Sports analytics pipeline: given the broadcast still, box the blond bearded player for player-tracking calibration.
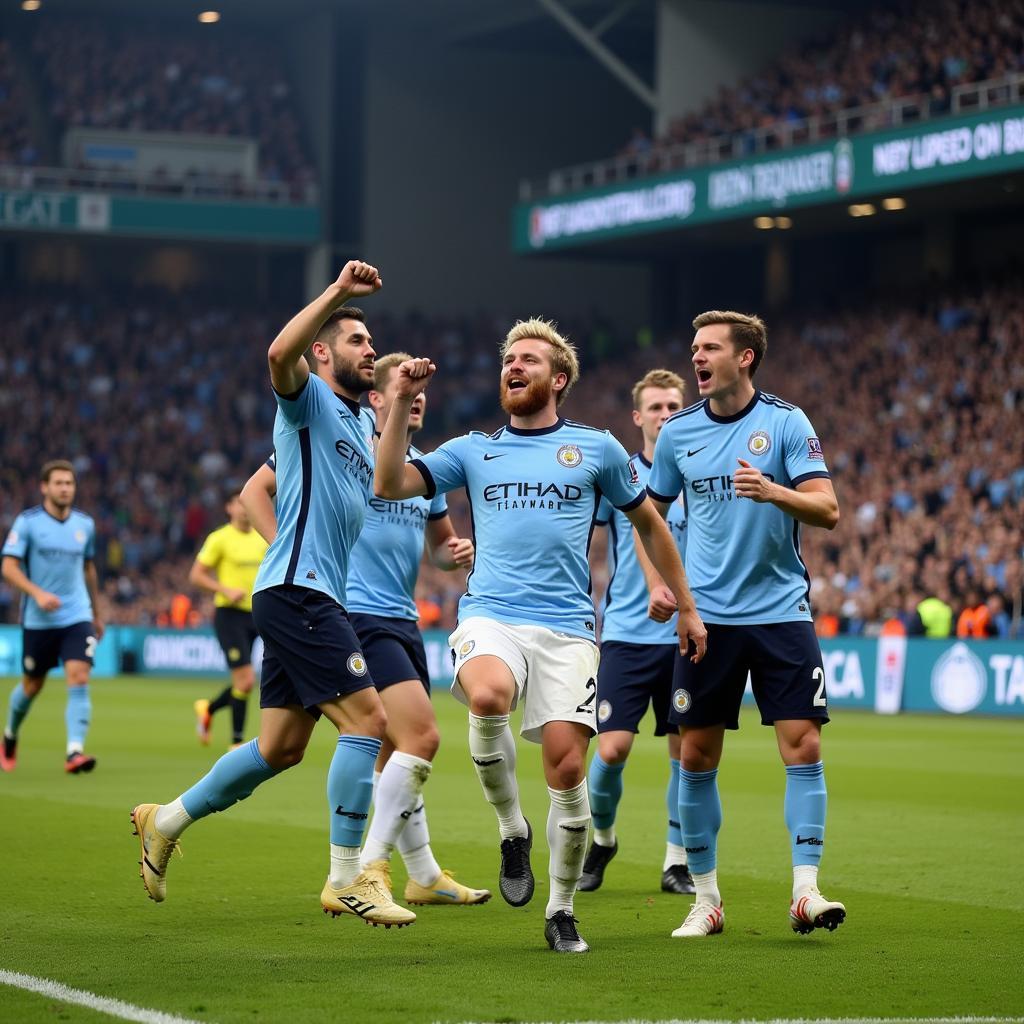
[374,320,706,953]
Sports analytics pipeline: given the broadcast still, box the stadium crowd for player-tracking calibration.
[1,278,1021,638]
[0,37,36,168]
[0,17,314,196]
[620,0,1024,168]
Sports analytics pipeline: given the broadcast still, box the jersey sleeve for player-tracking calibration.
[84,518,96,560]
[647,425,684,503]
[784,408,831,486]
[409,436,470,499]
[598,433,646,511]
[274,372,326,428]
[195,530,222,569]
[265,451,276,471]
[428,490,449,520]
[1,513,29,559]
[595,495,613,526]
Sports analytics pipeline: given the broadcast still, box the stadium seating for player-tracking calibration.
[0,283,1020,636]
[619,0,1024,171]
[0,16,313,195]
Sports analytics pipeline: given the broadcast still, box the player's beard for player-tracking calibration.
[500,376,552,417]
[332,354,373,395]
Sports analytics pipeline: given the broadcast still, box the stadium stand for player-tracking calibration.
[0,15,314,197]
[620,0,1024,172]
[1,282,1020,637]
[0,35,37,168]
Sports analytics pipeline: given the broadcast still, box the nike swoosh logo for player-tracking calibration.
[434,889,458,899]
[687,446,708,457]
[483,453,506,460]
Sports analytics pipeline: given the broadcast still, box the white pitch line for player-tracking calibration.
[0,971,207,1024]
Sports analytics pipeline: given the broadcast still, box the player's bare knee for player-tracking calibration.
[781,729,821,765]
[548,750,585,790]
[598,735,632,764]
[262,743,305,771]
[22,678,44,697]
[414,725,440,760]
[467,689,510,717]
[359,705,388,740]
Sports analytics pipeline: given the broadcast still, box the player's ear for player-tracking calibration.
[632,409,643,428]
[552,371,568,395]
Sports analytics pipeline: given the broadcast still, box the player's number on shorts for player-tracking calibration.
[85,636,98,659]
[575,677,596,714]
[812,667,827,707]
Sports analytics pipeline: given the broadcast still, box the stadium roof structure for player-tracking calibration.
[21,0,865,49]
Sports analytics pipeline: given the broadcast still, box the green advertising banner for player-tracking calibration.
[0,190,320,244]
[513,104,1024,252]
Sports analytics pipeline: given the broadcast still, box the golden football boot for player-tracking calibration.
[405,868,492,906]
[320,872,416,928]
[131,803,180,903]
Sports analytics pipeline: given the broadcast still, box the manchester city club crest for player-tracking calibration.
[347,653,367,677]
[556,444,583,468]
[597,700,612,724]
[672,688,691,714]
[747,430,771,456]
[459,640,476,658]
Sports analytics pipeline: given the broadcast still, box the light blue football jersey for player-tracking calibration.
[411,418,645,640]
[598,453,687,645]
[254,374,375,607]
[347,440,449,620]
[647,390,830,625]
[2,506,96,629]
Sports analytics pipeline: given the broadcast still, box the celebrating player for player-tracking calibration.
[189,489,268,749]
[374,320,706,953]
[241,351,490,912]
[642,310,844,939]
[1,460,103,774]
[130,261,416,928]
[579,369,695,895]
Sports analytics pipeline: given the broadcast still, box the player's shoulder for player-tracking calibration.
[757,391,800,415]
[562,418,608,436]
[664,399,707,426]
[71,507,95,525]
[21,504,45,519]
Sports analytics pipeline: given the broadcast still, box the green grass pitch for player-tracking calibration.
[1,675,1023,1024]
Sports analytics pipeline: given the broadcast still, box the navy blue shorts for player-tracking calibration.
[22,621,96,677]
[669,621,829,730]
[596,640,675,735]
[252,585,374,719]
[213,607,259,668]
[349,613,430,693]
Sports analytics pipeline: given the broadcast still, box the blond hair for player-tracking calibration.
[692,310,768,377]
[371,351,413,393]
[499,318,580,406]
[632,368,686,410]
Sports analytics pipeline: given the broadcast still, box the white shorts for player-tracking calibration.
[448,617,600,744]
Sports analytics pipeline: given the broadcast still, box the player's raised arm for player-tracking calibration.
[267,260,382,397]
[240,462,279,545]
[374,358,436,499]
[625,498,706,662]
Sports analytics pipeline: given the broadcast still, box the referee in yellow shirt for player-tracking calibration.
[188,489,268,748]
